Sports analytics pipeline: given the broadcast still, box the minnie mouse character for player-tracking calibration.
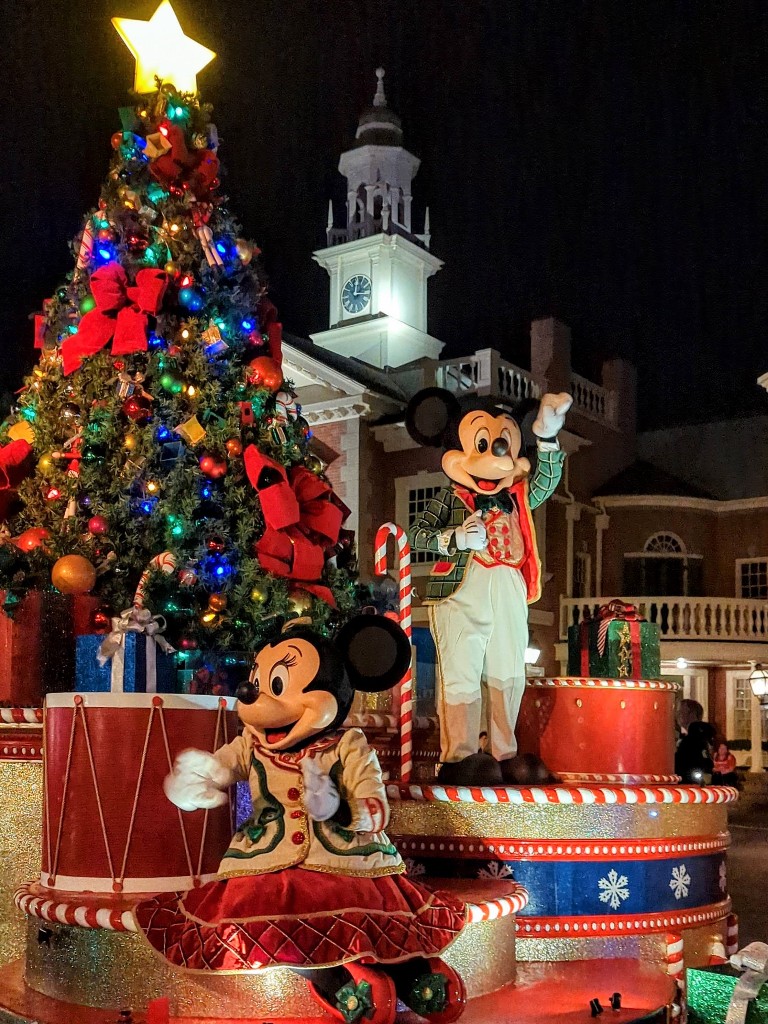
[405,388,572,786]
[135,615,467,1024]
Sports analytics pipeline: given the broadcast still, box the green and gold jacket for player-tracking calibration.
[407,446,565,604]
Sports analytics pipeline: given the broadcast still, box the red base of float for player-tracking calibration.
[0,956,675,1023]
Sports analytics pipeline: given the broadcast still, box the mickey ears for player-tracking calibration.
[335,615,412,693]
[405,388,460,447]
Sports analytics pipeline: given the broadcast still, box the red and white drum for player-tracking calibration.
[41,692,237,894]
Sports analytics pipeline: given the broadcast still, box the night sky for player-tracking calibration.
[3,0,767,428]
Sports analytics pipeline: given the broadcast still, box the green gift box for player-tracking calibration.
[687,962,768,1024]
[567,608,661,680]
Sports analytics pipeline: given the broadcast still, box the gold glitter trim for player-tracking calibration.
[0,760,43,967]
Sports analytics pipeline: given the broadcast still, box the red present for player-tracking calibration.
[0,592,101,705]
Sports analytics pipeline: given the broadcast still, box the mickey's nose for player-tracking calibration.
[492,437,509,457]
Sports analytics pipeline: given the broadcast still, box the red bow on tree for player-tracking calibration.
[244,447,350,605]
[0,439,33,522]
[149,123,219,200]
[62,265,168,375]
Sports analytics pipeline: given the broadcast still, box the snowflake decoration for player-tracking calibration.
[670,864,691,900]
[403,858,426,877]
[719,861,727,893]
[598,869,630,910]
[478,861,514,880]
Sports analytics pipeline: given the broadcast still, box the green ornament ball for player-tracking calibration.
[79,294,96,315]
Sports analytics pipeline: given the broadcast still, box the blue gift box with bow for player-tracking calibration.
[75,608,177,693]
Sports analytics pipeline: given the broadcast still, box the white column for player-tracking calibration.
[750,692,764,773]
[565,504,581,598]
[595,512,609,598]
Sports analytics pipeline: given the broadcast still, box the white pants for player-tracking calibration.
[429,561,528,763]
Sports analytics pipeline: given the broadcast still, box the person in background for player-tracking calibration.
[711,740,738,786]
[675,720,715,785]
[676,698,704,739]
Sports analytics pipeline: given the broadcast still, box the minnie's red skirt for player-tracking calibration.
[135,868,467,971]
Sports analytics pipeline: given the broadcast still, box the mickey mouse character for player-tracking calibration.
[406,388,572,785]
[135,616,468,1024]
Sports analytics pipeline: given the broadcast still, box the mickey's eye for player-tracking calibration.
[269,665,289,697]
[475,428,490,454]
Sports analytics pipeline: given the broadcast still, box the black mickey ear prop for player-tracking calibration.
[405,388,461,448]
[335,615,412,693]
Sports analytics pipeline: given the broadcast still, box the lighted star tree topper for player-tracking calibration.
[112,0,216,95]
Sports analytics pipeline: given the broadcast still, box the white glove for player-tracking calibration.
[532,392,573,438]
[301,757,341,822]
[163,748,234,812]
[454,511,488,551]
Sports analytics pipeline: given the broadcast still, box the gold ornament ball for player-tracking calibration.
[249,584,268,605]
[164,260,179,276]
[208,593,228,612]
[287,588,313,616]
[305,454,324,475]
[235,238,254,264]
[37,453,55,478]
[123,432,138,451]
[52,554,97,595]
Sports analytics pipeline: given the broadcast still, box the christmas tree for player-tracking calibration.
[0,2,357,669]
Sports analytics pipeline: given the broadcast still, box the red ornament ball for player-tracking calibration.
[206,535,226,553]
[110,131,124,149]
[199,453,227,479]
[225,438,243,458]
[98,228,114,241]
[246,356,283,392]
[14,527,50,553]
[87,515,109,536]
[123,394,152,423]
[179,636,198,651]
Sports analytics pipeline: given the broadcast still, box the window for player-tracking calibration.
[623,532,702,597]
[736,558,768,600]
[644,532,685,554]
[731,675,753,742]
[573,551,591,599]
[395,472,448,575]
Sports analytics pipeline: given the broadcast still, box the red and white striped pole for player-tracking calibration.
[375,523,413,782]
[666,931,685,1020]
[726,913,739,956]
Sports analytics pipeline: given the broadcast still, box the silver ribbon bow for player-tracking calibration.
[97,606,176,693]
[726,943,768,1024]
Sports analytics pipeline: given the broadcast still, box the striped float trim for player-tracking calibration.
[557,772,681,785]
[388,783,739,806]
[14,884,137,932]
[517,900,730,938]
[527,677,679,692]
[393,832,729,861]
[0,707,43,725]
[466,883,529,923]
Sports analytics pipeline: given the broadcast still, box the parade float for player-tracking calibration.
[0,5,744,1023]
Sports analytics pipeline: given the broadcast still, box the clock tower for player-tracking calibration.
[311,69,444,369]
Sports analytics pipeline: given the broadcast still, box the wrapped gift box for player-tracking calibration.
[76,632,177,693]
[688,962,768,1023]
[0,590,100,704]
[567,615,660,679]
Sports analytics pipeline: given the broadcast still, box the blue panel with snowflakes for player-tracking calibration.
[400,851,727,918]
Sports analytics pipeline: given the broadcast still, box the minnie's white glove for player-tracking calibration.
[454,511,488,551]
[532,392,573,439]
[163,748,234,812]
[301,757,341,821]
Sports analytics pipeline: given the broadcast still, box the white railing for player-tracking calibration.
[570,372,612,423]
[436,349,540,402]
[560,596,768,643]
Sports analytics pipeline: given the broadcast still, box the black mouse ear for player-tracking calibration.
[405,388,461,447]
[335,615,412,693]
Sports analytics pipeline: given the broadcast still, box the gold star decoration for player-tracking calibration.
[112,1,216,95]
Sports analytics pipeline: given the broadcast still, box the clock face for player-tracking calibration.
[341,275,372,315]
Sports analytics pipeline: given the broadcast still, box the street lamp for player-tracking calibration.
[524,640,541,666]
[748,663,768,706]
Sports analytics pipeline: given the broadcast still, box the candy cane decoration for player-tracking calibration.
[726,913,739,956]
[375,523,413,782]
[134,550,177,608]
[666,931,685,1019]
[76,220,95,270]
